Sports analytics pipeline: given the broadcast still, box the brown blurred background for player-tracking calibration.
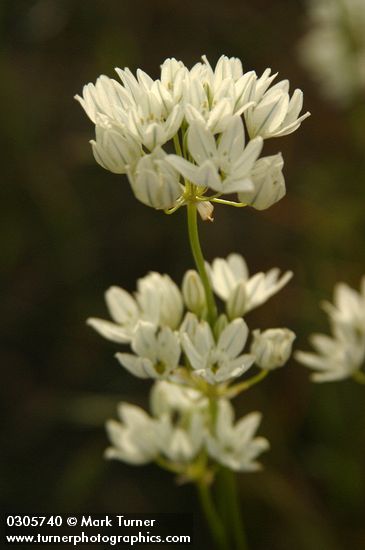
[1,1,365,548]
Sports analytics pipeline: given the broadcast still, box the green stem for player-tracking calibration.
[187,201,218,327]
[211,198,248,208]
[218,468,248,550]
[197,481,230,550]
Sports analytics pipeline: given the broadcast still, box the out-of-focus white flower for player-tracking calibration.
[150,382,207,462]
[296,324,365,382]
[296,277,365,382]
[206,400,269,471]
[251,328,296,370]
[245,79,310,139]
[106,382,208,467]
[105,403,160,464]
[129,148,183,210]
[210,253,293,318]
[168,117,263,194]
[181,316,255,383]
[182,270,206,316]
[115,322,180,379]
[87,272,183,344]
[151,380,209,416]
[322,277,365,332]
[299,0,365,106]
[238,153,286,210]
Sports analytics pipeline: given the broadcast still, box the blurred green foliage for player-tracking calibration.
[1,1,364,548]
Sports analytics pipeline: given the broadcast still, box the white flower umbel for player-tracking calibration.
[87,271,183,344]
[210,253,293,318]
[251,328,296,370]
[77,55,309,214]
[206,400,269,471]
[181,316,255,383]
[115,322,181,379]
[237,153,286,210]
[296,277,365,382]
[167,117,263,194]
[299,0,365,106]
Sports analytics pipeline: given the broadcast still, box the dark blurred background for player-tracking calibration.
[1,1,365,548]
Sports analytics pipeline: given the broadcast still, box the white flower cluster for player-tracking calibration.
[299,0,365,106]
[89,254,295,475]
[76,55,309,214]
[296,277,365,382]
[106,382,269,472]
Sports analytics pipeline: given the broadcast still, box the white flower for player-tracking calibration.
[129,148,183,210]
[91,116,142,174]
[75,75,134,125]
[244,79,310,139]
[182,270,206,315]
[251,328,296,370]
[181,317,255,383]
[168,116,263,194]
[295,323,365,382]
[206,400,269,471]
[210,253,293,317]
[115,322,180,379]
[150,382,207,463]
[184,55,255,134]
[296,277,365,382]
[156,411,206,463]
[237,153,286,210]
[150,380,209,416]
[298,0,365,106]
[160,58,188,104]
[105,403,160,465]
[322,277,365,332]
[87,272,183,344]
[106,382,208,467]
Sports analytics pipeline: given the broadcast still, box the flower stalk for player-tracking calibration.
[197,480,230,550]
[187,199,218,327]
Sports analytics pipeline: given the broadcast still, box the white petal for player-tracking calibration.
[86,317,131,343]
[187,121,217,165]
[115,353,156,378]
[105,286,139,324]
[218,318,248,358]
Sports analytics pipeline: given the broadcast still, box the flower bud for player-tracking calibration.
[226,281,247,319]
[213,313,229,340]
[129,149,183,210]
[238,153,285,210]
[197,200,214,221]
[182,270,206,315]
[251,328,295,370]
